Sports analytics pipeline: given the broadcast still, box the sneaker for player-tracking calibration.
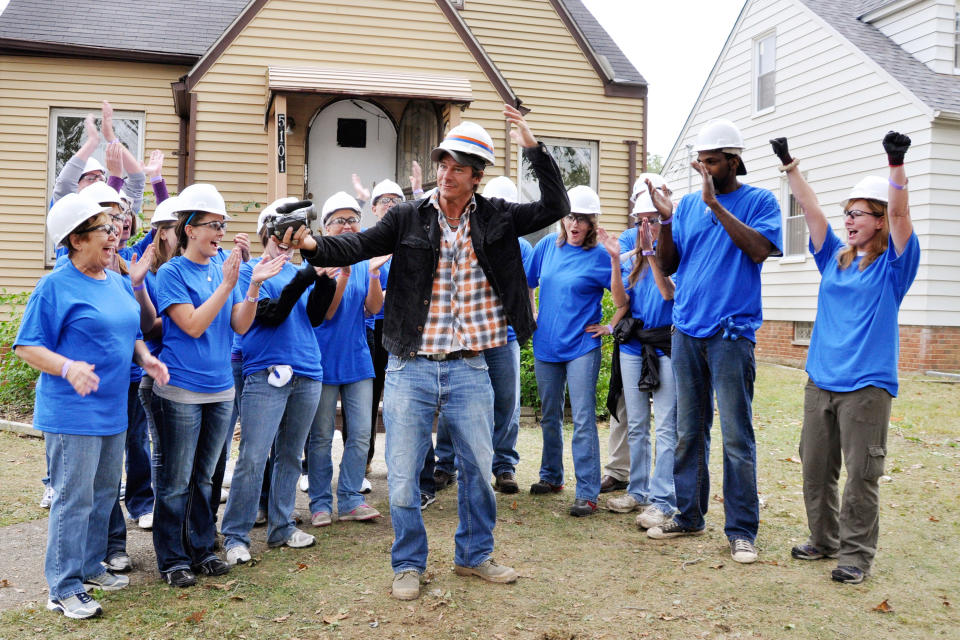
[137,513,153,530]
[433,469,457,491]
[193,557,230,576]
[606,494,641,513]
[254,508,267,526]
[219,488,229,503]
[298,474,309,492]
[162,569,197,588]
[226,545,251,566]
[392,570,421,600]
[569,499,597,517]
[311,511,332,527]
[282,528,316,548]
[636,504,672,530]
[453,559,518,584]
[791,543,837,561]
[731,538,759,564]
[420,493,436,510]
[40,486,55,509]
[647,519,706,539]
[118,482,126,500]
[529,479,564,495]
[493,471,519,494]
[360,477,372,494]
[831,565,865,584]
[47,592,102,619]
[339,504,381,521]
[104,552,131,573]
[84,570,129,591]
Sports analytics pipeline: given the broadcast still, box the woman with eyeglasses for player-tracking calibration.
[15,193,168,619]
[151,183,285,587]
[526,185,626,517]
[306,192,385,527]
[770,132,920,585]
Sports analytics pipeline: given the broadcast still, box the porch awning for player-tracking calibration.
[265,66,474,106]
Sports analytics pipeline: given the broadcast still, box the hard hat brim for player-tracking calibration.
[430,147,489,169]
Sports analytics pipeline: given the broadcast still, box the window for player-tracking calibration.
[954,5,960,70]
[46,108,144,265]
[397,101,440,193]
[518,137,599,246]
[793,321,813,346]
[781,177,807,258]
[754,32,776,112]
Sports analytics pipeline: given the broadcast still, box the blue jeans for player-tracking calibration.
[308,379,373,516]
[620,352,678,512]
[671,330,758,541]
[385,355,496,573]
[435,340,521,476]
[44,431,125,600]
[152,396,233,573]
[222,372,321,549]
[534,349,602,502]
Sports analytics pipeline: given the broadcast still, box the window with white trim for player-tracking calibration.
[781,176,807,258]
[754,32,776,113]
[793,321,813,346]
[46,108,144,265]
[518,137,599,247]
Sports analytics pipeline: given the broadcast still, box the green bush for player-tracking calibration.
[0,291,39,416]
[519,289,617,418]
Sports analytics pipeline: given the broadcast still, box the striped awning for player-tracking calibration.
[266,66,473,104]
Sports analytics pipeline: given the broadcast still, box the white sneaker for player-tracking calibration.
[40,486,55,509]
[226,545,251,566]
[220,488,229,503]
[606,494,641,513]
[731,538,759,564]
[284,528,316,548]
[103,552,131,573]
[47,593,102,619]
[298,474,309,492]
[137,513,153,530]
[118,482,126,500]
[360,477,372,494]
[636,504,672,530]
[222,459,235,488]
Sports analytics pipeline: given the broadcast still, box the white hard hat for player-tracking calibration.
[47,193,110,247]
[151,196,184,226]
[80,157,106,178]
[430,121,495,167]
[482,176,518,203]
[694,119,747,175]
[632,173,668,215]
[257,197,299,234]
[567,185,602,215]
[371,180,405,205]
[81,181,123,206]
[321,191,361,223]
[842,176,888,207]
[176,183,230,219]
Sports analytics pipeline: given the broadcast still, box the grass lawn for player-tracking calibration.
[0,363,957,639]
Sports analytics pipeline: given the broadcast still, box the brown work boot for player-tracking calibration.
[453,559,517,584]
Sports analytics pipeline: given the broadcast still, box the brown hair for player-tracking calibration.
[626,227,650,289]
[175,211,216,253]
[837,199,888,271]
[65,213,110,256]
[556,214,598,249]
[150,223,179,274]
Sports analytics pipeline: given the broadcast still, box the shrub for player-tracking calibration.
[0,291,39,416]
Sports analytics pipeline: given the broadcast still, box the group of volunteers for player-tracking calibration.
[14,96,919,619]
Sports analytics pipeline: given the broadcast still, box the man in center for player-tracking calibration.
[289,105,569,600]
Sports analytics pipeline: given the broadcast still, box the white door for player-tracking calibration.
[307,99,397,228]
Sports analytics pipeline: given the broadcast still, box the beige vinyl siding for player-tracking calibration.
[460,0,644,237]
[0,56,187,292]
[870,0,957,74]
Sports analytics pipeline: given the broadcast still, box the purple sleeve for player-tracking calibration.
[153,179,169,204]
[107,175,125,192]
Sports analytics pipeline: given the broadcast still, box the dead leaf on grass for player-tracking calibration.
[230,595,245,601]
[0,579,9,588]
[658,613,678,621]
[164,621,177,628]
[272,615,289,623]
[929,515,940,522]
[782,456,802,464]
[185,609,206,624]
[510,500,518,510]
[872,599,894,613]
[292,562,308,573]
[716,623,732,632]
[709,563,724,570]
[204,579,237,591]
[176,593,189,600]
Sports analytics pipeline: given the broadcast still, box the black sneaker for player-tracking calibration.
[420,493,436,510]
[569,499,597,517]
[529,480,564,495]
[791,543,837,561]
[162,569,197,588]
[493,472,519,494]
[192,557,230,577]
[831,565,865,584]
[646,519,706,539]
[433,469,457,491]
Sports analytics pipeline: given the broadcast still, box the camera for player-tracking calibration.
[265,199,317,241]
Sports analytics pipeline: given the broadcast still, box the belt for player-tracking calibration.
[420,350,480,361]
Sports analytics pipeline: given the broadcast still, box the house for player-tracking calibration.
[0,0,646,290]
[660,0,960,372]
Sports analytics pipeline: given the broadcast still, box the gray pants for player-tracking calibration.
[604,393,629,481]
[800,380,891,573]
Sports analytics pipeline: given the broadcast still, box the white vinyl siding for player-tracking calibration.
[869,0,958,74]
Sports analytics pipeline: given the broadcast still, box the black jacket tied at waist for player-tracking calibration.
[606,319,673,415]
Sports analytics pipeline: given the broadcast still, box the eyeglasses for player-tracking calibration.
[628,214,661,225]
[79,173,104,185]
[81,224,119,237]
[108,212,124,224]
[563,214,595,226]
[327,216,361,227]
[376,196,403,207]
[844,209,883,220]
[191,220,228,231]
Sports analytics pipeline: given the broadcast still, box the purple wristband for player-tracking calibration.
[642,250,655,256]
[61,360,73,378]
[133,283,145,291]
[605,324,614,334]
[659,216,672,225]
[888,177,906,191]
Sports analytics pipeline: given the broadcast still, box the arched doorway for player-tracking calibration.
[307,99,397,227]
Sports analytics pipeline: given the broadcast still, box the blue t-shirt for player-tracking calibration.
[619,227,637,255]
[156,255,241,392]
[620,262,675,357]
[806,228,920,396]
[506,237,534,344]
[313,261,376,385]
[15,261,141,435]
[143,269,163,358]
[239,259,323,381]
[671,184,781,343]
[527,233,611,362]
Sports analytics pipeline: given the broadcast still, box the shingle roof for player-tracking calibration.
[560,0,646,85]
[0,0,249,58]
[800,0,960,115]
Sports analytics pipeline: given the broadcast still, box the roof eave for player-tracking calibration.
[0,37,198,65]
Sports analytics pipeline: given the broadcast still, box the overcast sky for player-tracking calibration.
[581,0,745,161]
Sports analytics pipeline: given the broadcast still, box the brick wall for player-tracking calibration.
[755,321,960,373]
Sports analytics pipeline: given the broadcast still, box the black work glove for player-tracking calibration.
[769,137,792,165]
[883,131,911,166]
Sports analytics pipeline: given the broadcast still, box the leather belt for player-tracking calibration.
[420,350,480,361]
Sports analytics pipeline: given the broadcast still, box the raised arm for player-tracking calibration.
[883,131,913,254]
[650,180,680,276]
[365,256,388,315]
[598,228,628,308]
[53,114,99,202]
[770,137,828,252]
[638,218,674,300]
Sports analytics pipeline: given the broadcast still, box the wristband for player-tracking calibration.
[246,295,258,303]
[777,158,799,172]
[150,175,163,184]
[888,177,907,190]
[659,216,672,225]
[108,139,119,146]
[642,250,655,256]
[605,324,614,335]
[370,271,380,278]
[61,360,73,378]
[412,188,424,196]
[133,283,145,291]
